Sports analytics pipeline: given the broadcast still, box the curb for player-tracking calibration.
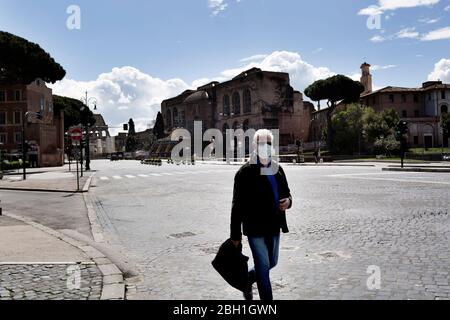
[382,168,450,173]
[3,212,125,300]
[287,163,376,167]
[0,172,96,194]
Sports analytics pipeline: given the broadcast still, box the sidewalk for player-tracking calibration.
[0,213,124,300]
[0,165,93,193]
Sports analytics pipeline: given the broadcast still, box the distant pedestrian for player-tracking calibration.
[313,150,319,164]
[230,129,293,301]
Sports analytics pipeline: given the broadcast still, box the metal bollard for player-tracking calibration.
[0,199,2,216]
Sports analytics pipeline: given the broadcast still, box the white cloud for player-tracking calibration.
[208,0,228,16]
[312,48,323,54]
[372,64,398,70]
[359,0,440,15]
[218,51,335,91]
[396,27,420,38]
[445,5,450,11]
[239,54,268,63]
[421,26,450,40]
[50,67,190,135]
[428,58,450,82]
[49,51,349,135]
[419,17,440,23]
[371,35,386,42]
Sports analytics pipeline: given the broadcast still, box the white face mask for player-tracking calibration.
[257,143,273,160]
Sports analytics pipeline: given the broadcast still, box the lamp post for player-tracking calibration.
[22,111,42,180]
[80,91,97,171]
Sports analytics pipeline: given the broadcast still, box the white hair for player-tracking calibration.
[253,129,274,145]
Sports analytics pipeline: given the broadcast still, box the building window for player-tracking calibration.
[428,93,431,101]
[173,107,179,128]
[243,89,252,114]
[442,105,448,114]
[40,97,45,111]
[15,132,22,144]
[401,94,406,103]
[0,91,5,102]
[13,111,22,124]
[414,110,420,117]
[0,111,6,125]
[414,136,419,145]
[223,95,230,116]
[389,94,394,103]
[372,96,376,105]
[166,109,172,128]
[402,110,407,117]
[442,90,446,100]
[14,90,21,101]
[36,79,41,86]
[413,94,419,103]
[0,133,6,144]
[48,102,53,113]
[232,92,241,116]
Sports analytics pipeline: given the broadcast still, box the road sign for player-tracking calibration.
[69,127,83,141]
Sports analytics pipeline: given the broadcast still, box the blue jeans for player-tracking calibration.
[247,234,280,301]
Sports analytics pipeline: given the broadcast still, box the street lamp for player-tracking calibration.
[80,91,97,171]
[21,111,42,180]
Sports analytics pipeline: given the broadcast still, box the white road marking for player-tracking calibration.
[337,176,450,185]
[100,177,109,181]
[151,173,162,177]
[161,173,174,176]
[113,176,122,180]
[125,175,136,179]
[326,172,411,177]
[138,174,149,178]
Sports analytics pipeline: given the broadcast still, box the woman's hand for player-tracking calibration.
[279,198,291,211]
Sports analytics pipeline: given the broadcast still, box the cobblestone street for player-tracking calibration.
[0,264,102,300]
[85,160,450,300]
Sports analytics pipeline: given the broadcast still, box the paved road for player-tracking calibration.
[82,160,449,299]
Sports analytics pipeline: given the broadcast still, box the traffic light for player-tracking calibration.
[395,121,409,140]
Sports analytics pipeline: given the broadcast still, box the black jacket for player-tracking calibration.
[230,158,292,241]
[211,239,249,292]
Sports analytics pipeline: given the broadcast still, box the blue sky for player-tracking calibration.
[1,0,450,131]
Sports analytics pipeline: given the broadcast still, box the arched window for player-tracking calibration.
[243,89,252,114]
[166,109,172,128]
[223,95,230,116]
[222,123,230,134]
[173,107,179,128]
[441,105,448,114]
[232,121,239,130]
[243,119,249,131]
[232,92,241,116]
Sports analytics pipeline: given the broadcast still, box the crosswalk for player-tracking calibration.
[97,169,235,181]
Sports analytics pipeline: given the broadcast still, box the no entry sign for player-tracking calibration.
[69,127,83,141]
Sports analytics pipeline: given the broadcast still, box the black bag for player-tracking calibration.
[211,239,249,292]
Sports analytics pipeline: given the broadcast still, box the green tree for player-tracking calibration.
[153,112,165,139]
[442,112,450,137]
[125,118,137,152]
[362,108,400,155]
[53,95,96,132]
[0,31,66,85]
[330,104,364,154]
[305,75,365,151]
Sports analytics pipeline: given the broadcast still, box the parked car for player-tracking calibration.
[443,154,450,161]
[110,153,119,161]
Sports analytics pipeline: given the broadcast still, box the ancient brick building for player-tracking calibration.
[0,79,64,167]
[155,68,314,157]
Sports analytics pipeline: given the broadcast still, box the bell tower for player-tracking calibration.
[360,62,373,94]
